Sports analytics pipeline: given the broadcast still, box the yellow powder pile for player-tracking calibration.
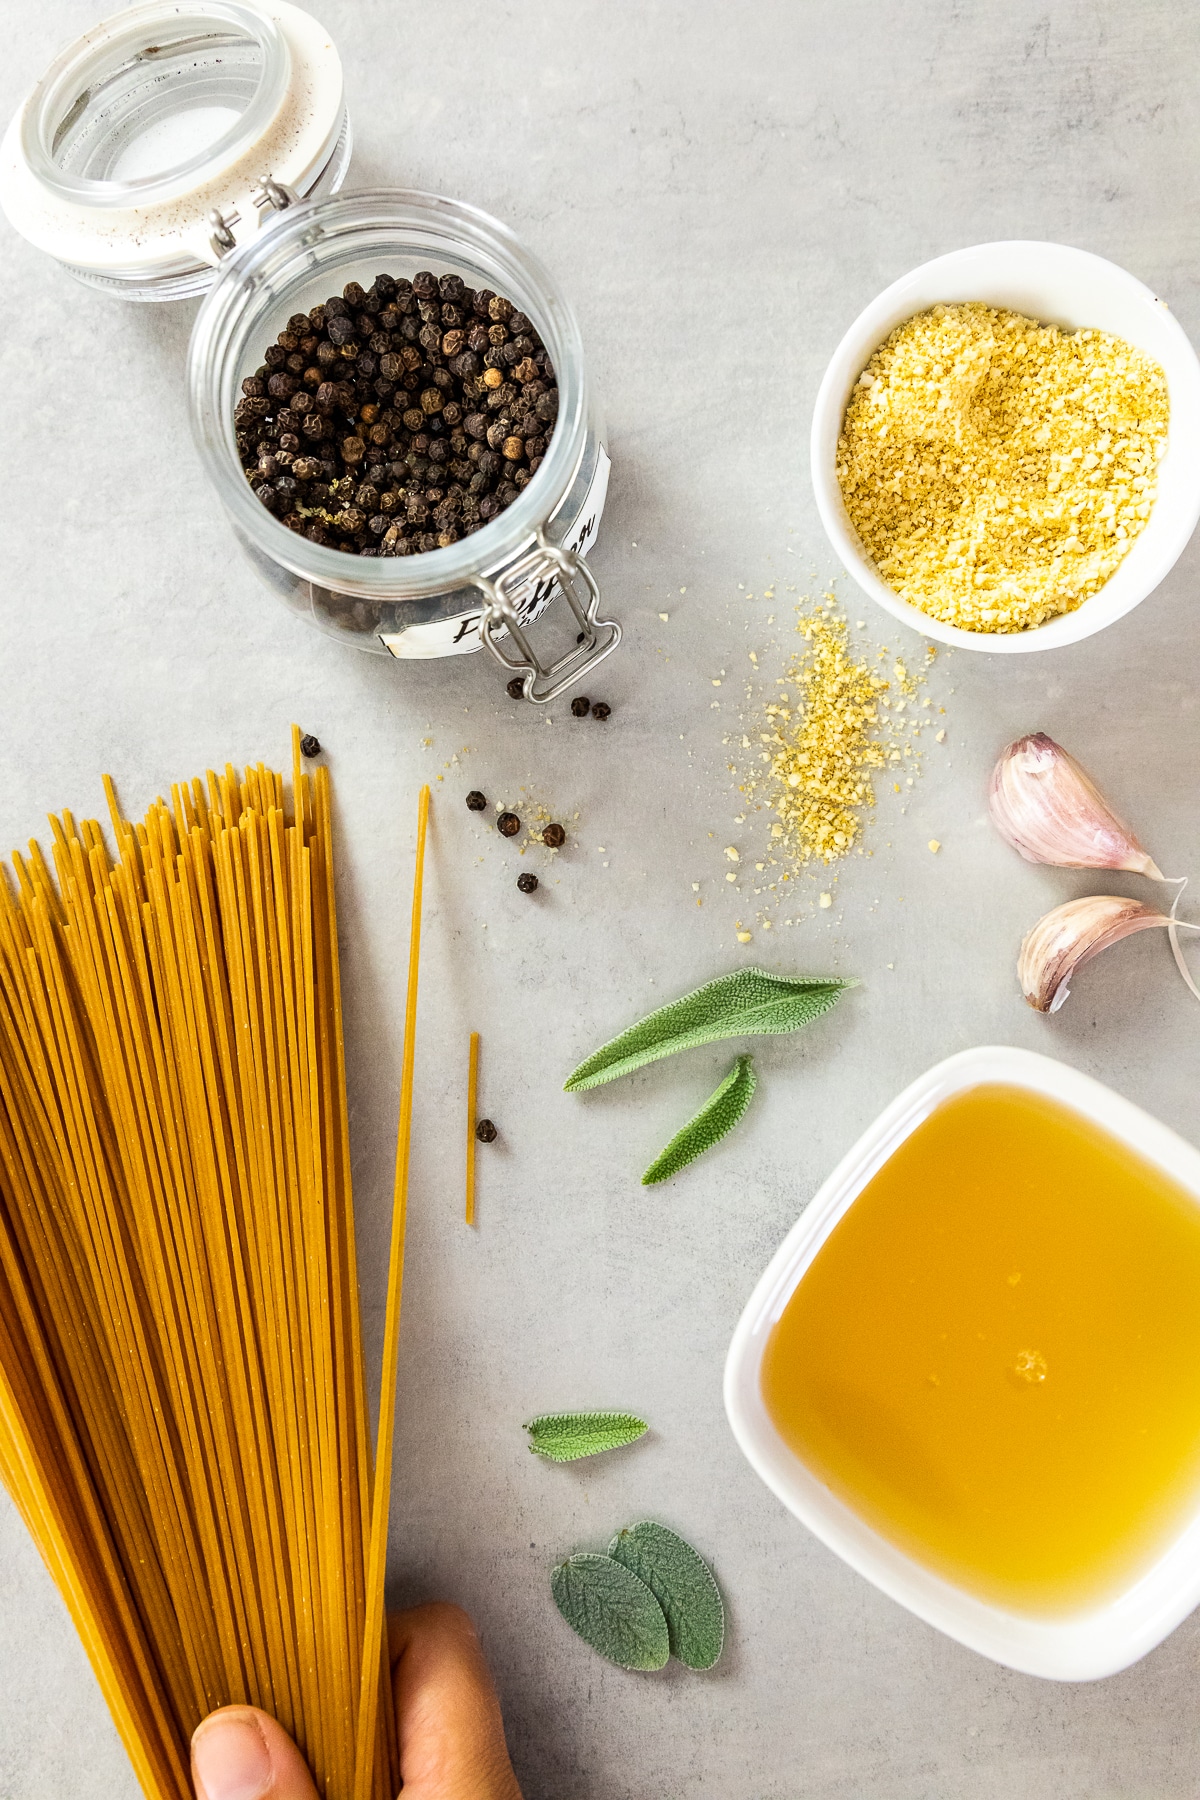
[737,603,930,869]
[836,303,1169,632]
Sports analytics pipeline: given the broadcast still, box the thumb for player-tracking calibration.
[191,1705,319,1800]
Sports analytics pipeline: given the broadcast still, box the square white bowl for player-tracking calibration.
[810,241,1200,652]
[724,1045,1200,1680]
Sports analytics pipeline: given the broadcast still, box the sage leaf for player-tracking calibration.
[641,1054,757,1185]
[564,968,854,1091]
[525,1410,649,1463]
[608,1521,725,1671]
[551,1553,669,1670]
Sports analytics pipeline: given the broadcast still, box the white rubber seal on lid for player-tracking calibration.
[0,0,344,277]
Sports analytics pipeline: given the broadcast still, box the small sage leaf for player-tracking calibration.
[525,1411,649,1463]
[608,1521,725,1670]
[564,967,854,1091]
[551,1553,669,1670]
[642,1054,757,1185]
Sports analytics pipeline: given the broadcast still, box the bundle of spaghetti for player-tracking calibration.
[0,732,396,1800]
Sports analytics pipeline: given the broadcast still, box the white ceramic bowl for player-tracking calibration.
[724,1045,1200,1680]
[810,241,1200,653]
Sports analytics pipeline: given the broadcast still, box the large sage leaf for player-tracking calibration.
[641,1055,756,1185]
[608,1521,724,1670]
[563,968,854,1091]
[551,1553,669,1669]
[525,1411,648,1463]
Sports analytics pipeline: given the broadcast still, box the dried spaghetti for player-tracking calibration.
[0,731,396,1800]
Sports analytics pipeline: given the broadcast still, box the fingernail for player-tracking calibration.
[191,1712,273,1800]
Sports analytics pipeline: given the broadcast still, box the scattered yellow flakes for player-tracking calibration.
[737,930,753,943]
[712,679,722,687]
[660,612,669,621]
[726,871,737,883]
[754,607,894,864]
[936,729,946,742]
[928,839,941,853]
[727,594,943,908]
[837,302,1168,633]
[725,846,740,862]
[692,882,700,891]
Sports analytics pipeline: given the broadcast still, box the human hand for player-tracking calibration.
[191,1602,523,1800]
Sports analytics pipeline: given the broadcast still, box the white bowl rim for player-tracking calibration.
[809,240,1200,654]
[724,1044,1200,1680]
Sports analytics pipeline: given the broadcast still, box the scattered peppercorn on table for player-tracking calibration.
[5,3,1200,1799]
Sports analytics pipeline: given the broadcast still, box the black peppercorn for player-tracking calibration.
[516,872,539,893]
[299,733,321,757]
[591,702,611,720]
[571,696,591,718]
[506,677,525,700]
[465,790,487,811]
[542,823,566,848]
[238,271,557,559]
[497,812,520,837]
[475,1118,498,1143]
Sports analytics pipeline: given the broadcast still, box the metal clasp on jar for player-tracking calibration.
[207,177,299,261]
[472,530,621,703]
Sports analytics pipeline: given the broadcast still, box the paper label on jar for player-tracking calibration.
[379,446,611,660]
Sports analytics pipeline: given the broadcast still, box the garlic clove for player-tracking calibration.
[989,733,1164,878]
[1018,896,1169,1013]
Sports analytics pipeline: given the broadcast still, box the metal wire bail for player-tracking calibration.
[208,177,300,261]
[473,530,621,703]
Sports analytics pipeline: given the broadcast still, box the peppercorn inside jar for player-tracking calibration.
[189,187,620,701]
[238,269,560,558]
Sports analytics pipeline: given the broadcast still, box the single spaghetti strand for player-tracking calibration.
[352,786,430,1800]
[465,1033,480,1227]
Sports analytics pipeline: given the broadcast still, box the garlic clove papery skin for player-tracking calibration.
[989,733,1164,878]
[1018,896,1169,1013]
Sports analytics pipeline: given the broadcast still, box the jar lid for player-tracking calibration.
[0,0,345,283]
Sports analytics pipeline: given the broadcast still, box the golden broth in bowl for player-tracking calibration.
[762,1084,1200,1615]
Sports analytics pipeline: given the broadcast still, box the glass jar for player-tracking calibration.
[0,0,350,301]
[187,187,620,700]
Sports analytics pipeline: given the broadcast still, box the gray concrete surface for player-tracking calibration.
[4,2,1200,1794]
